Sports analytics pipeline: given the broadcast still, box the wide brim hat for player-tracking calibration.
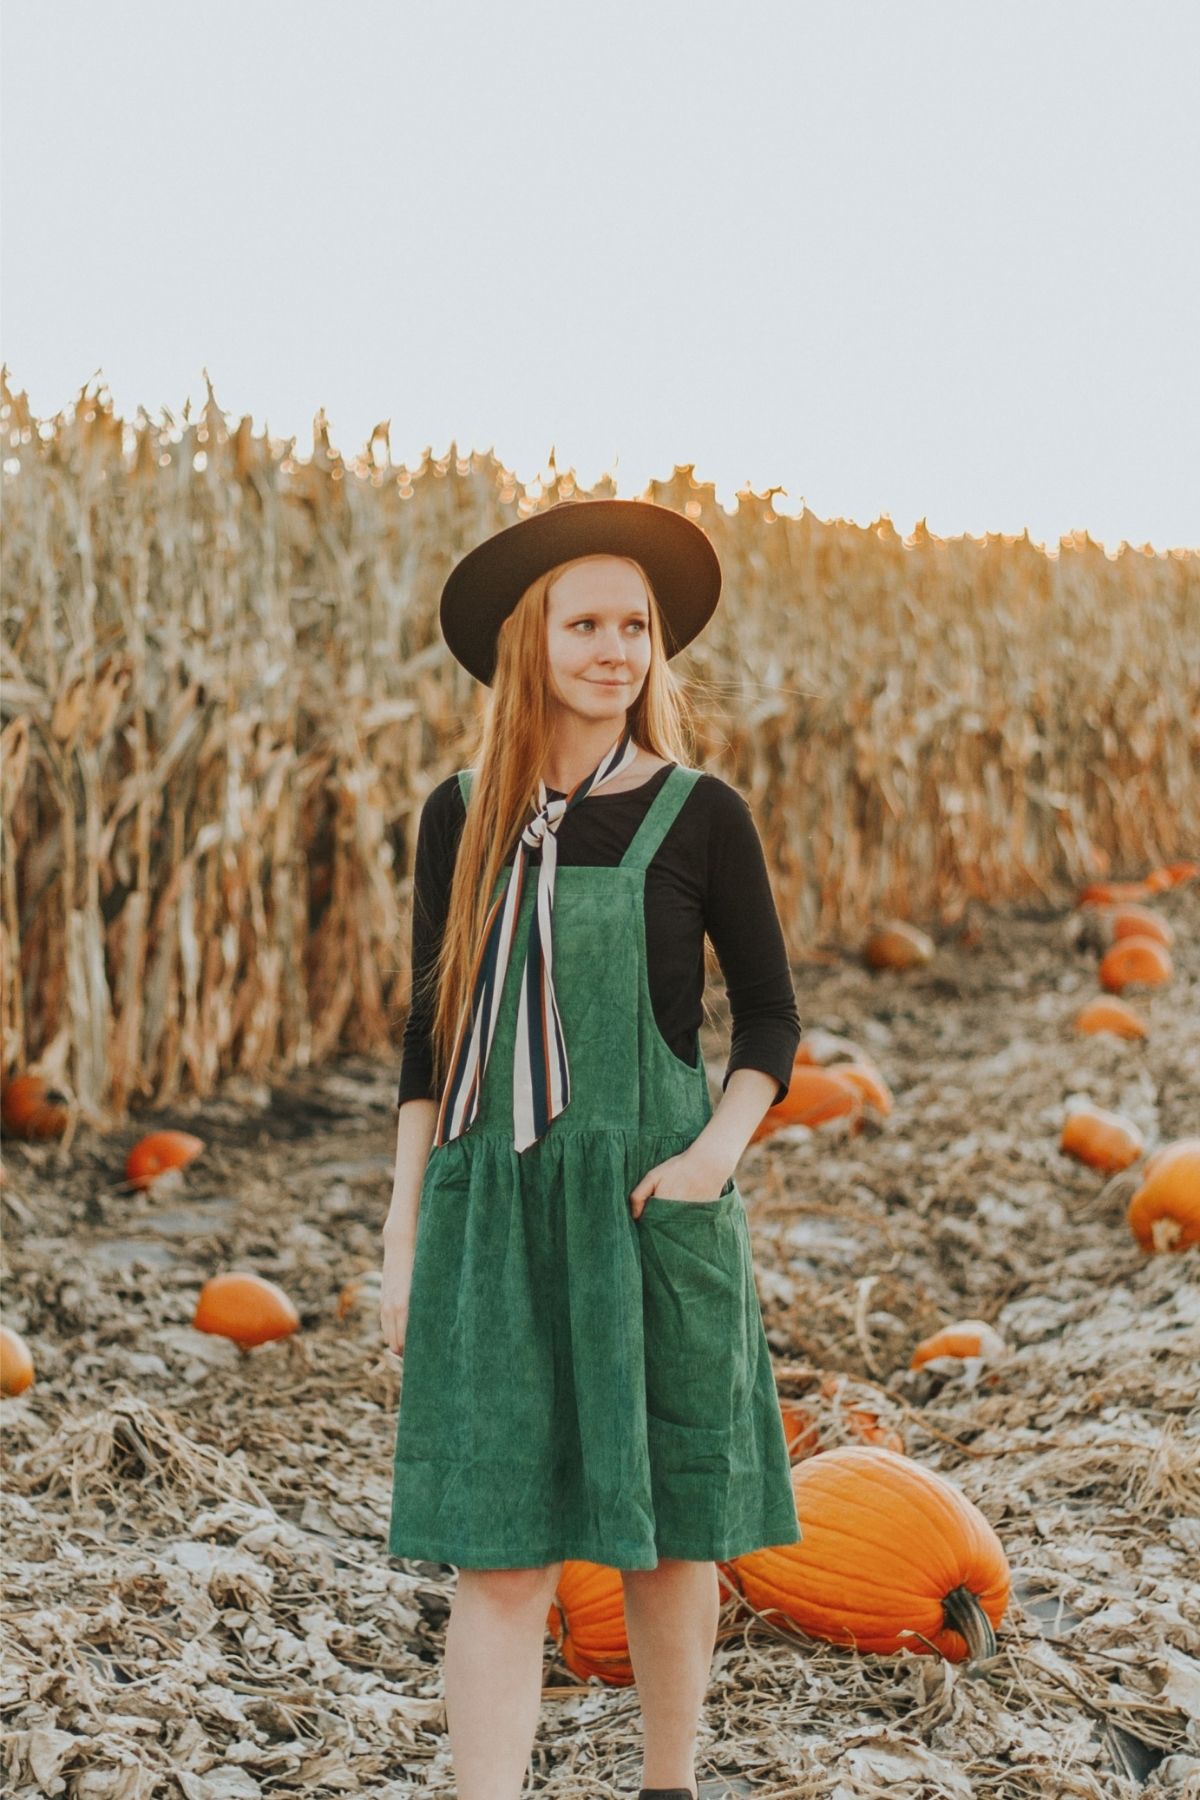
[438,497,722,687]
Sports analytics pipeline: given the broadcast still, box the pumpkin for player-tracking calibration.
[863,922,935,971]
[192,1272,300,1349]
[828,1062,894,1117]
[1,1074,70,1140]
[1074,997,1148,1041]
[0,1323,35,1397]
[1076,879,1152,907]
[1126,1138,1200,1253]
[336,1269,381,1321]
[1144,860,1200,892]
[750,1066,862,1143]
[779,1395,822,1461]
[545,1559,633,1685]
[1106,904,1174,949]
[780,1373,904,1458]
[125,1130,205,1189]
[1098,935,1172,993]
[727,1445,1010,1661]
[829,1373,903,1451]
[1060,1105,1144,1173]
[910,1319,1007,1370]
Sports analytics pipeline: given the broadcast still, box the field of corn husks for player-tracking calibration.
[2,377,1199,1798]
[1,374,1198,1122]
[2,876,1197,1799]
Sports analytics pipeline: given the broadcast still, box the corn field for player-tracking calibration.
[2,372,1197,1122]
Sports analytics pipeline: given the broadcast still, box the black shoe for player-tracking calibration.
[638,1787,697,1800]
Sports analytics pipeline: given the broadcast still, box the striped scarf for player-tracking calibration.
[434,725,641,1152]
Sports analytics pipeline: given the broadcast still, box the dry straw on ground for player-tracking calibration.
[2,885,1197,1796]
[2,372,1197,1122]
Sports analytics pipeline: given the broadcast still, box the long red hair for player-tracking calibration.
[423,552,704,1096]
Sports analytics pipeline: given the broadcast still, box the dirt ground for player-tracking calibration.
[2,886,1198,1799]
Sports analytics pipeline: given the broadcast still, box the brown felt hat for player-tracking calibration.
[438,497,723,687]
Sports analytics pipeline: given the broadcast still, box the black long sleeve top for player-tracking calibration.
[397,762,803,1112]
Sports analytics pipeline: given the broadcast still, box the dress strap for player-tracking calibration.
[619,765,701,871]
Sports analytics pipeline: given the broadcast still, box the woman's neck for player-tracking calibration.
[542,723,634,794]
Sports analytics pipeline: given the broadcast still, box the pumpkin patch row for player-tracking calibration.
[1060,864,1197,1251]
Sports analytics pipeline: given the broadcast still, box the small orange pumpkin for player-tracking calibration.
[728,1445,1010,1661]
[779,1395,822,1461]
[778,1374,904,1459]
[125,1130,206,1189]
[545,1560,633,1685]
[1060,1106,1144,1173]
[192,1272,300,1349]
[828,1062,894,1116]
[751,1066,864,1143]
[1144,860,1200,892]
[863,922,935,971]
[910,1319,1007,1370]
[1126,1138,1200,1253]
[1,1074,70,1140]
[819,1372,904,1453]
[1074,997,1149,1040]
[1076,879,1153,907]
[1106,904,1174,949]
[336,1270,381,1321]
[0,1323,35,1397]
[1098,935,1172,993]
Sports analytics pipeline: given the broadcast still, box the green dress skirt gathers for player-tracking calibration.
[388,763,802,1570]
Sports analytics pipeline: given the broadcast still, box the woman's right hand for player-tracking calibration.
[380,1238,415,1355]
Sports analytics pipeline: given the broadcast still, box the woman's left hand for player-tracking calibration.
[629,1146,735,1219]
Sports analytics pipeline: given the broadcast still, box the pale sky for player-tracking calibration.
[3,0,1198,550]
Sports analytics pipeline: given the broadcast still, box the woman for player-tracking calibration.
[381,497,803,1800]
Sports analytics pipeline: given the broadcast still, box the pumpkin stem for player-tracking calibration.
[942,1585,996,1661]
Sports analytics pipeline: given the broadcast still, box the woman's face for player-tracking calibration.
[544,557,653,721]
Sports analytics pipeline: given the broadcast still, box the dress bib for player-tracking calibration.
[388,763,802,1569]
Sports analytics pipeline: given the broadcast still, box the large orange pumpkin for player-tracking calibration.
[1126,1138,1200,1253]
[1060,1105,1144,1173]
[1098,935,1172,993]
[545,1560,633,1685]
[727,1445,1010,1662]
[192,1272,300,1349]
[1074,997,1148,1041]
[1,1074,70,1140]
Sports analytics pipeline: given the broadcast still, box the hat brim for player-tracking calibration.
[439,498,722,687]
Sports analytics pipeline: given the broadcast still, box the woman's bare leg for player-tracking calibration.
[443,1562,563,1800]
[622,1558,718,1797]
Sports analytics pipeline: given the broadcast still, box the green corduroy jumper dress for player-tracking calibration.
[388,763,802,1570]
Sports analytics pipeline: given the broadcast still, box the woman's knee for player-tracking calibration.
[457,1561,564,1612]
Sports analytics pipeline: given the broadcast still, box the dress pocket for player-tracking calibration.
[641,1175,737,1210]
[638,1182,753,1443]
